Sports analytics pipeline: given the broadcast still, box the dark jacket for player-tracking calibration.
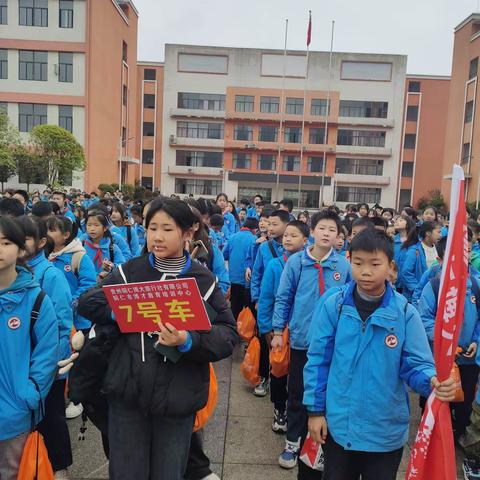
[77,253,238,418]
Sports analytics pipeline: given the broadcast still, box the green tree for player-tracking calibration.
[0,112,20,149]
[417,189,446,213]
[13,145,44,193]
[0,146,17,192]
[30,125,85,186]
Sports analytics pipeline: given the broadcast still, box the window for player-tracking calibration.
[144,94,155,109]
[176,151,223,168]
[58,169,72,185]
[335,158,384,176]
[58,105,73,132]
[19,168,46,184]
[284,127,302,143]
[142,177,153,190]
[19,50,47,81]
[399,189,412,208]
[177,93,225,111]
[404,134,416,149]
[144,69,156,80]
[19,0,48,26]
[311,99,329,116]
[233,124,253,141]
[401,162,414,177]
[122,42,128,62]
[259,125,278,142]
[232,153,251,169]
[238,187,272,204]
[260,96,279,113]
[176,121,224,139]
[286,98,303,115]
[18,103,47,132]
[463,143,471,165]
[59,0,73,28]
[257,154,276,171]
[465,101,474,123]
[307,157,324,173]
[175,178,222,196]
[0,49,7,79]
[339,101,388,118]
[122,85,128,107]
[309,128,326,144]
[335,186,381,204]
[470,58,479,80]
[58,52,73,82]
[283,189,319,209]
[0,0,7,25]
[406,105,419,122]
[143,122,154,137]
[408,81,421,93]
[235,95,254,112]
[0,102,7,114]
[283,155,300,172]
[142,149,154,164]
[337,129,386,147]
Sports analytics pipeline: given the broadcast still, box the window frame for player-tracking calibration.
[0,49,7,79]
[143,122,155,137]
[233,124,253,141]
[337,129,386,148]
[235,95,254,113]
[311,99,329,116]
[338,100,388,119]
[335,157,384,176]
[260,96,279,114]
[408,81,421,93]
[335,185,381,204]
[232,152,252,169]
[258,125,278,142]
[257,154,276,171]
[284,126,302,143]
[307,156,324,173]
[18,103,47,132]
[309,127,326,145]
[401,161,414,178]
[0,0,7,25]
[174,178,222,196]
[58,52,73,83]
[143,93,156,109]
[285,97,304,115]
[19,50,48,81]
[175,150,223,168]
[282,155,300,172]
[59,0,73,28]
[58,105,73,133]
[176,121,224,140]
[178,92,225,111]
[404,133,416,149]
[465,100,474,123]
[470,58,479,80]
[19,0,48,27]
[406,105,419,122]
[142,149,154,165]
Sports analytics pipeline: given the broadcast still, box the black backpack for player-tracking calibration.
[430,273,480,315]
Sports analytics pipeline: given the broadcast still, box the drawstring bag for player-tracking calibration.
[270,328,290,378]
[237,306,255,342]
[451,362,464,403]
[240,336,261,386]
[193,363,218,432]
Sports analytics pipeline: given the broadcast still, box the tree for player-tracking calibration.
[30,125,85,186]
[0,112,20,149]
[13,145,44,193]
[417,189,446,213]
[0,146,17,192]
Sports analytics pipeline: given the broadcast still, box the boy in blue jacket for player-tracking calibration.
[258,220,309,434]
[245,210,270,282]
[304,228,456,480]
[272,210,351,473]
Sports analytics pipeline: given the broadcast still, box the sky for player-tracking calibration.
[133,0,479,76]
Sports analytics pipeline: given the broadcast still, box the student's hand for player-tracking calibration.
[57,352,79,376]
[464,342,478,358]
[156,322,188,347]
[264,332,273,348]
[431,376,458,402]
[308,416,328,444]
[257,236,267,244]
[102,259,113,272]
[245,268,252,282]
[271,333,283,351]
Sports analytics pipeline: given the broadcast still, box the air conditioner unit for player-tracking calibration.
[169,134,177,144]
[245,143,257,149]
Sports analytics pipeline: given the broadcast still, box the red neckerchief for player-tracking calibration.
[84,239,103,268]
[283,253,288,262]
[313,263,326,295]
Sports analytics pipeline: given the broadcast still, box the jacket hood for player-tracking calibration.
[0,266,38,295]
[49,238,85,260]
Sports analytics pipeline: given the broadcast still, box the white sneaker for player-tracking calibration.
[253,377,270,397]
[65,402,83,419]
[54,470,70,479]
[201,474,220,480]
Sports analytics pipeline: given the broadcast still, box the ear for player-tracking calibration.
[38,237,47,250]
[183,227,195,243]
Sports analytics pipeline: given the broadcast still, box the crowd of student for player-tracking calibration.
[0,186,478,480]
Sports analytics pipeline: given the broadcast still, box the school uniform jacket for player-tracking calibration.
[111,224,141,258]
[401,242,428,300]
[223,229,257,287]
[82,236,126,274]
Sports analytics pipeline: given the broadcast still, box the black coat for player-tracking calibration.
[76,254,238,418]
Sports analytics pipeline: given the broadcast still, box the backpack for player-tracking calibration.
[71,251,86,276]
[126,224,132,246]
[268,241,278,259]
[29,291,46,349]
[430,273,480,314]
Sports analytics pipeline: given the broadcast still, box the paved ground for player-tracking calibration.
[68,344,465,479]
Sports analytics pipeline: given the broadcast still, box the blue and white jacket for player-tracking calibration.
[223,229,257,287]
[133,223,146,250]
[222,211,236,239]
[81,236,126,274]
[303,282,435,452]
[400,242,428,301]
[111,224,141,258]
[209,228,227,251]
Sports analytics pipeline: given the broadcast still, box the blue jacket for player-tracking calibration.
[400,242,428,300]
[247,206,257,218]
[111,224,141,258]
[245,235,267,270]
[393,233,407,289]
[209,228,227,251]
[257,253,288,334]
[222,211,236,239]
[251,239,285,302]
[303,282,435,452]
[411,263,442,306]
[48,239,98,330]
[419,275,480,365]
[28,252,73,366]
[82,236,126,274]
[111,231,132,261]
[223,229,256,286]
[133,223,146,250]
[0,268,58,441]
[273,248,352,350]
[210,244,230,295]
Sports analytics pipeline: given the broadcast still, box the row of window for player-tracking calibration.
[0,103,73,132]
[335,186,381,204]
[229,125,327,144]
[0,50,73,82]
[0,0,74,28]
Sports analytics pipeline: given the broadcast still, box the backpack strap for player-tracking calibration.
[430,275,441,300]
[469,274,480,315]
[126,224,132,245]
[71,251,85,276]
[30,290,46,349]
[109,241,115,263]
[268,240,278,259]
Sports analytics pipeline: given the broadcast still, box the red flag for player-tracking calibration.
[405,164,468,480]
[307,11,312,46]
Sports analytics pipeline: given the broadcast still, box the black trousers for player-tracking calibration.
[451,363,480,436]
[323,435,403,480]
[287,348,308,444]
[230,283,251,320]
[270,373,288,412]
[184,430,211,480]
[38,379,73,472]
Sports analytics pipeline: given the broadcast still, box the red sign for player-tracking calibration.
[103,277,212,333]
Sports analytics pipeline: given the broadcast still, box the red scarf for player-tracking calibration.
[84,239,103,268]
[313,263,325,295]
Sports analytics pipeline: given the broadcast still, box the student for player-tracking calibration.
[51,191,76,223]
[400,221,442,301]
[279,198,296,221]
[216,193,236,239]
[421,205,438,223]
[371,216,387,231]
[350,217,374,239]
[77,198,238,480]
[130,204,146,250]
[245,210,270,284]
[357,203,369,217]
[304,228,456,480]
[334,225,347,254]
[298,211,310,225]
[271,210,351,473]
[223,217,258,319]
[19,216,74,477]
[209,214,226,251]
[82,210,125,279]
[248,194,263,218]
[0,217,58,480]
[227,201,241,232]
[0,197,25,217]
[257,220,309,434]
[238,208,247,226]
[381,208,395,223]
[111,202,141,258]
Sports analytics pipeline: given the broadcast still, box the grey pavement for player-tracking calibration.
[68,344,465,479]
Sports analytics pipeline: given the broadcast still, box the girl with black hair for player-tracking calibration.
[421,205,438,223]
[227,201,241,233]
[130,204,146,250]
[77,198,238,480]
[215,193,236,239]
[111,202,141,258]
[393,214,417,292]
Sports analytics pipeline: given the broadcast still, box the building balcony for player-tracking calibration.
[333,173,390,185]
[169,135,224,149]
[167,165,223,177]
[170,108,225,120]
[337,117,395,128]
[335,145,392,157]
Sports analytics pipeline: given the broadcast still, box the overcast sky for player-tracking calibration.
[134,0,478,76]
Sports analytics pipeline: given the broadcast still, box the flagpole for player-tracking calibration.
[320,20,334,208]
[275,19,288,202]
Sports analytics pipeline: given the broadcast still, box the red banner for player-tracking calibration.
[103,277,212,333]
[406,165,468,480]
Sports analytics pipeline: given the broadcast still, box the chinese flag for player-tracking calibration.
[405,164,468,480]
[307,11,312,46]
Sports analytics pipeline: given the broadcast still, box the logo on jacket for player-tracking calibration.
[64,265,72,273]
[333,272,341,281]
[7,317,21,330]
[385,334,398,348]
[471,295,477,304]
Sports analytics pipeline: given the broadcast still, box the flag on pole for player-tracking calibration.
[307,11,312,46]
[405,164,468,480]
